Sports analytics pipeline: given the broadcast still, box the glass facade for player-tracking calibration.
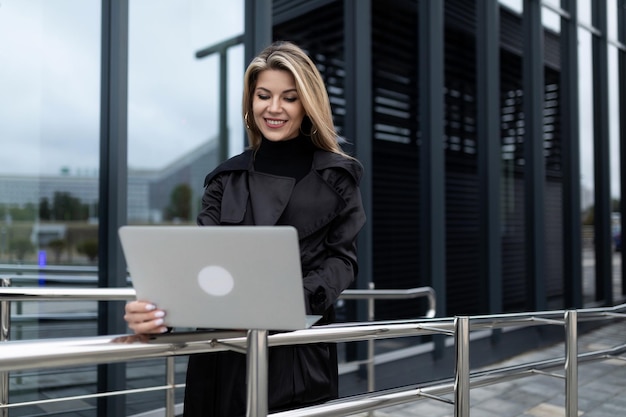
[1,1,244,415]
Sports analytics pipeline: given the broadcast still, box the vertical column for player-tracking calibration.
[98,1,129,416]
[219,49,229,163]
[244,0,272,66]
[561,0,582,308]
[344,0,373,371]
[243,0,272,151]
[476,0,502,316]
[592,0,613,305]
[617,0,626,300]
[418,0,446,358]
[523,0,547,311]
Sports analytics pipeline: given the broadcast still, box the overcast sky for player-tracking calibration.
[0,0,244,176]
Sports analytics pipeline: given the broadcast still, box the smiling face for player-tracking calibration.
[252,69,306,142]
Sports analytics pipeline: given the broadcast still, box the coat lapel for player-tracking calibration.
[248,172,295,225]
[213,150,353,236]
[279,172,346,239]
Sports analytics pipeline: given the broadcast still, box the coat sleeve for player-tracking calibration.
[302,168,366,315]
[196,174,225,226]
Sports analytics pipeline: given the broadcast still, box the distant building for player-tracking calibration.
[0,138,219,223]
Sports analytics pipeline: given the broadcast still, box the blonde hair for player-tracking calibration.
[242,41,348,156]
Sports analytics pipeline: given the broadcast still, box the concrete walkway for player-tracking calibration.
[348,319,626,417]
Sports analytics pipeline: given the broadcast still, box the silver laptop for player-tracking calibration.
[118,225,321,331]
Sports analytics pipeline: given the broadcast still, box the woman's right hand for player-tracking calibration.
[124,300,169,334]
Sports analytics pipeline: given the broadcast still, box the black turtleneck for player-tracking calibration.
[253,135,316,183]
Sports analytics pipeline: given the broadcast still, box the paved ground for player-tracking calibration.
[347,319,626,417]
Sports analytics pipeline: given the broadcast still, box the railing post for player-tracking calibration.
[246,329,268,417]
[1,278,10,417]
[165,357,175,417]
[454,316,470,417]
[564,309,578,417]
[366,282,375,417]
[367,282,375,392]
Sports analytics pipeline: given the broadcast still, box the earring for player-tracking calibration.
[244,112,250,130]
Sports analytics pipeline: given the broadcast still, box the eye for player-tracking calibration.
[284,97,297,103]
[256,94,270,100]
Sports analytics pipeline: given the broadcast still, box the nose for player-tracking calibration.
[268,98,281,113]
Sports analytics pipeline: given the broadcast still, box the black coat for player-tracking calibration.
[183,149,366,417]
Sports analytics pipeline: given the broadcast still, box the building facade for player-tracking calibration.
[1,1,625,416]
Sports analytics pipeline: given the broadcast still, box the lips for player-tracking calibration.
[265,118,286,127]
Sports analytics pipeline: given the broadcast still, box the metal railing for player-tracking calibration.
[0,267,436,417]
[2,265,625,417]
[0,303,624,416]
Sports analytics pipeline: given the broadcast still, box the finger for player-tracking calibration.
[124,309,163,324]
[127,316,169,334]
[124,302,168,334]
[125,300,157,314]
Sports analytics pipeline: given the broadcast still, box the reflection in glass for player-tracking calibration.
[607,0,619,42]
[499,0,523,14]
[608,45,622,297]
[0,0,100,266]
[128,0,244,225]
[0,1,102,415]
[578,27,595,303]
[578,0,592,26]
[542,5,561,33]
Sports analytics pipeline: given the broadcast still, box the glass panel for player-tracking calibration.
[542,5,561,32]
[0,0,101,310]
[578,27,596,304]
[578,0,592,26]
[608,0,619,42]
[128,0,244,225]
[542,0,560,8]
[608,45,622,298]
[500,0,523,14]
[0,0,101,414]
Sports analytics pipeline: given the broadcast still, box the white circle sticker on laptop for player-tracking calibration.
[197,265,235,296]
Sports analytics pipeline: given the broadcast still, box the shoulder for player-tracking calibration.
[313,151,363,184]
[203,150,254,187]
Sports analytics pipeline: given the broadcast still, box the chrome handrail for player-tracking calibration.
[0,287,136,301]
[2,266,623,416]
[0,305,624,416]
[0,264,98,274]
[0,278,436,417]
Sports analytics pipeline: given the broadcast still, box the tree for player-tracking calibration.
[52,192,89,221]
[165,184,192,221]
[40,198,52,220]
[583,205,594,225]
[48,238,66,263]
[76,239,98,263]
[11,238,34,262]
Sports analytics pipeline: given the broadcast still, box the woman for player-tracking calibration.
[124,41,366,416]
